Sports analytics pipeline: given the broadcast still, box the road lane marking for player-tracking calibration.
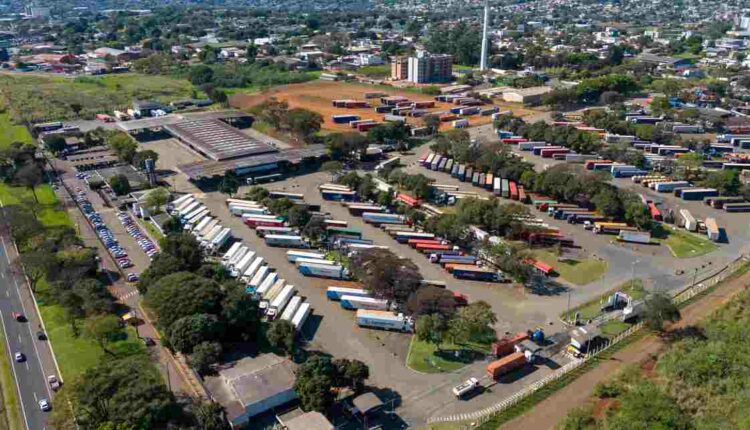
[0,311,31,430]
[0,236,10,265]
[17,334,21,343]
[5,291,9,297]
[33,392,37,402]
[25,362,29,371]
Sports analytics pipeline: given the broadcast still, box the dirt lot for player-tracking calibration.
[229,80,542,132]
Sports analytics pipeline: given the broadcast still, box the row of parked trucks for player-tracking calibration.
[325,286,414,332]
[219,238,312,330]
[170,194,233,254]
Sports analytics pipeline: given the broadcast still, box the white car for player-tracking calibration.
[38,398,50,411]
[14,352,24,362]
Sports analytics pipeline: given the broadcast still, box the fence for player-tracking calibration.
[428,254,749,425]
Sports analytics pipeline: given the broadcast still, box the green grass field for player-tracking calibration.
[561,279,646,322]
[659,228,717,258]
[358,65,391,77]
[0,73,196,123]
[406,336,491,374]
[0,113,32,149]
[533,251,609,285]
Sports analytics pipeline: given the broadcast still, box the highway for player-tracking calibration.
[0,201,57,430]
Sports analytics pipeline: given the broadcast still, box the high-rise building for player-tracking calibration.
[390,56,409,80]
[405,51,453,83]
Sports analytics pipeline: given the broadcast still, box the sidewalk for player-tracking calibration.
[500,267,750,430]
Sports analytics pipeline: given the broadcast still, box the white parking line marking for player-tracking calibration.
[17,334,22,343]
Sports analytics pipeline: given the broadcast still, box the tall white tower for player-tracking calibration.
[480,0,490,71]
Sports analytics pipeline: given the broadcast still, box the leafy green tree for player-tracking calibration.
[132,150,159,170]
[286,108,323,142]
[83,314,124,355]
[221,282,260,341]
[189,64,214,85]
[332,358,369,392]
[423,114,441,135]
[109,174,131,196]
[44,135,67,153]
[19,249,55,291]
[144,272,224,329]
[321,160,343,180]
[143,187,169,214]
[107,132,138,163]
[257,97,289,129]
[407,286,457,318]
[219,171,240,197]
[349,248,422,304]
[267,319,296,356]
[450,301,497,343]
[643,292,680,332]
[416,313,448,350]
[71,355,180,428]
[159,233,204,270]
[324,132,368,161]
[294,355,335,413]
[190,342,223,375]
[191,401,229,430]
[167,313,224,353]
[703,170,740,196]
[15,163,44,203]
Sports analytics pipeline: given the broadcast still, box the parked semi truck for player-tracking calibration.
[298,262,349,279]
[291,302,311,331]
[486,352,527,379]
[326,286,370,300]
[356,310,413,332]
[617,231,652,244]
[264,235,308,248]
[340,295,388,311]
[362,212,405,225]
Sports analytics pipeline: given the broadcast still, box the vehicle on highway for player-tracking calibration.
[14,352,25,362]
[39,398,51,411]
[142,337,156,347]
[48,375,61,391]
[11,312,25,322]
[37,331,46,340]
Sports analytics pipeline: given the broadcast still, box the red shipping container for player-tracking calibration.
[491,332,529,357]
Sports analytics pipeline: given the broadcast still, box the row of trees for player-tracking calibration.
[494,115,603,155]
[543,74,641,108]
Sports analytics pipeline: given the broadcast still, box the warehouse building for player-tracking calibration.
[502,86,553,105]
[204,354,298,429]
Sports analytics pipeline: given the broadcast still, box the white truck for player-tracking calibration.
[266,285,296,319]
[221,242,243,265]
[248,266,270,291]
[200,225,223,247]
[229,203,268,216]
[281,296,303,321]
[287,250,326,263]
[260,279,287,311]
[192,216,214,237]
[264,235,308,248]
[291,302,311,331]
[617,230,652,244]
[452,377,480,398]
[195,219,219,240]
[356,310,413,332]
[230,251,256,277]
[240,257,265,283]
[227,246,250,270]
[207,228,232,254]
[298,262,348,279]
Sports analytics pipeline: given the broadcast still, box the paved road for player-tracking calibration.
[0,203,57,430]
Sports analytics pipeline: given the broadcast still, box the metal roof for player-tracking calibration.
[165,119,276,161]
[178,146,328,180]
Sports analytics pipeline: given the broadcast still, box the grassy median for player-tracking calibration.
[657,227,717,258]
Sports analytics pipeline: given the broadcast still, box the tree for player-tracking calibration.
[321,160,343,179]
[416,313,448,350]
[450,301,497,343]
[676,152,703,182]
[167,313,224,353]
[189,64,214,85]
[350,249,422,304]
[643,292,680,332]
[332,359,369,392]
[287,205,311,228]
[19,249,55,291]
[294,356,335,413]
[84,314,124,355]
[324,132,368,160]
[407,286,457,318]
[423,114,441,135]
[257,97,289,128]
[109,174,131,196]
[703,170,740,196]
[221,282,260,341]
[190,341,223,375]
[286,108,323,142]
[160,233,204,270]
[107,132,138,163]
[219,171,240,197]
[267,319,296,356]
[144,272,223,329]
[15,163,43,202]
[191,401,229,430]
[71,355,180,428]
[132,150,159,170]
[143,187,169,214]
[246,44,258,63]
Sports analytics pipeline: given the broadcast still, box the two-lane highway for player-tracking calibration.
[0,225,54,430]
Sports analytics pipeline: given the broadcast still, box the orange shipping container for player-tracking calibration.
[486,352,527,379]
[491,332,529,357]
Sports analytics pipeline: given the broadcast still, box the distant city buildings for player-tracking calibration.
[391,51,452,83]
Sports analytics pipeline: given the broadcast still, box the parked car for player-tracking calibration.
[47,375,61,391]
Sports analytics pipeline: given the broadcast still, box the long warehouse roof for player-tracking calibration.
[178,146,328,180]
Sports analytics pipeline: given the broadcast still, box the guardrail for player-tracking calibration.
[428,253,749,425]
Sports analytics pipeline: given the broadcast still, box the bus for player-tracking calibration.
[247,173,282,185]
